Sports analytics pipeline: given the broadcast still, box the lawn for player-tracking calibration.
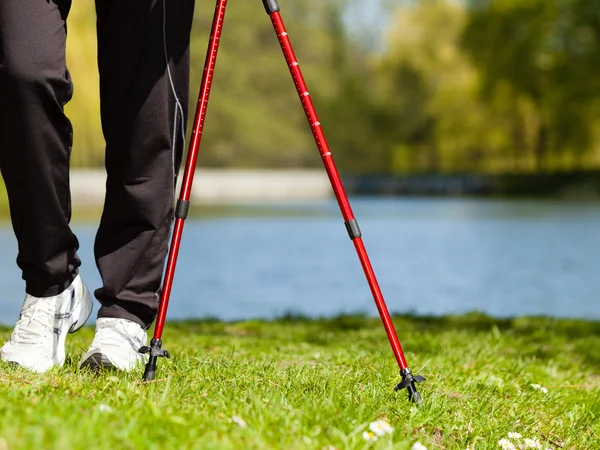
[1,314,599,449]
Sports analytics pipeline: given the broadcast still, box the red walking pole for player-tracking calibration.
[139,0,228,381]
[261,0,424,402]
[142,0,425,403]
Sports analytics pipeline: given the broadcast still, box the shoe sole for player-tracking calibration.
[79,353,116,371]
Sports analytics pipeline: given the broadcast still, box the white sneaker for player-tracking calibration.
[79,318,147,371]
[0,274,93,373]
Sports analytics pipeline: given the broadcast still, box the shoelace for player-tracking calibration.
[10,296,58,346]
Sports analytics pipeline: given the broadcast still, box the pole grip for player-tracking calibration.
[262,0,280,14]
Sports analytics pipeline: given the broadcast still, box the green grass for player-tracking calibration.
[1,314,599,449]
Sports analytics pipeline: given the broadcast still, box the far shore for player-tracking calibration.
[70,168,332,207]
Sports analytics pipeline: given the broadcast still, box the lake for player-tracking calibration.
[0,197,599,326]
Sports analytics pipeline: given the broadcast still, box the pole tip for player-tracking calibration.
[395,369,425,404]
[143,364,156,382]
[407,384,423,404]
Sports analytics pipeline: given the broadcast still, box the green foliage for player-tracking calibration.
[1,314,600,448]
[64,1,103,168]
[190,1,341,168]
[463,0,600,172]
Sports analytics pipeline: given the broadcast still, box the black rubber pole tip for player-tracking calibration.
[406,383,423,404]
[143,366,156,381]
[143,355,158,381]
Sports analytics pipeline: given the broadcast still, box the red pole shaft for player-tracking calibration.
[268,11,408,370]
[153,0,228,340]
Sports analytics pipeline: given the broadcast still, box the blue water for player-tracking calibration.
[1,197,599,325]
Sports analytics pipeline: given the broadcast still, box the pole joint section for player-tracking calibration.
[175,200,190,220]
[344,219,362,240]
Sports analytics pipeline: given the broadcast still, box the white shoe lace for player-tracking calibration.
[10,296,57,346]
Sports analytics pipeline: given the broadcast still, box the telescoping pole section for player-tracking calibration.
[262,0,424,402]
[139,0,229,381]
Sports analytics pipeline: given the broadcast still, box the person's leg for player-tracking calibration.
[0,0,93,373]
[81,0,194,371]
[0,0,80,295]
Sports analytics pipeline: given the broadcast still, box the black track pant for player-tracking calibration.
[0,0,195,328]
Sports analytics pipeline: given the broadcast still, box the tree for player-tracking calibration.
[463,0,600,171]
[375,0,497,173]
[190,0,349,168]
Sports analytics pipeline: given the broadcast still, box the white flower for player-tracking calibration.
[411,442,427,450]
[98,404,113,413]
[508,432,522,439]
[377,419,393,434]
[523,438,541,448]
[498,439,515,450]
[231,416,247,428]
[368,419,393,436]
[530,384,548,393]
[369,420,386,437]
[362,431,378,442]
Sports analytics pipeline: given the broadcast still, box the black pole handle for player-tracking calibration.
[262,0,280,14]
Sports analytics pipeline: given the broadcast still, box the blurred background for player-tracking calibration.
[1,0,600,324]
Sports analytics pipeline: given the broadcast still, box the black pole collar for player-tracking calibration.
[395,368,425,403]
[262,0,280,14]
[139,339,171,381]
